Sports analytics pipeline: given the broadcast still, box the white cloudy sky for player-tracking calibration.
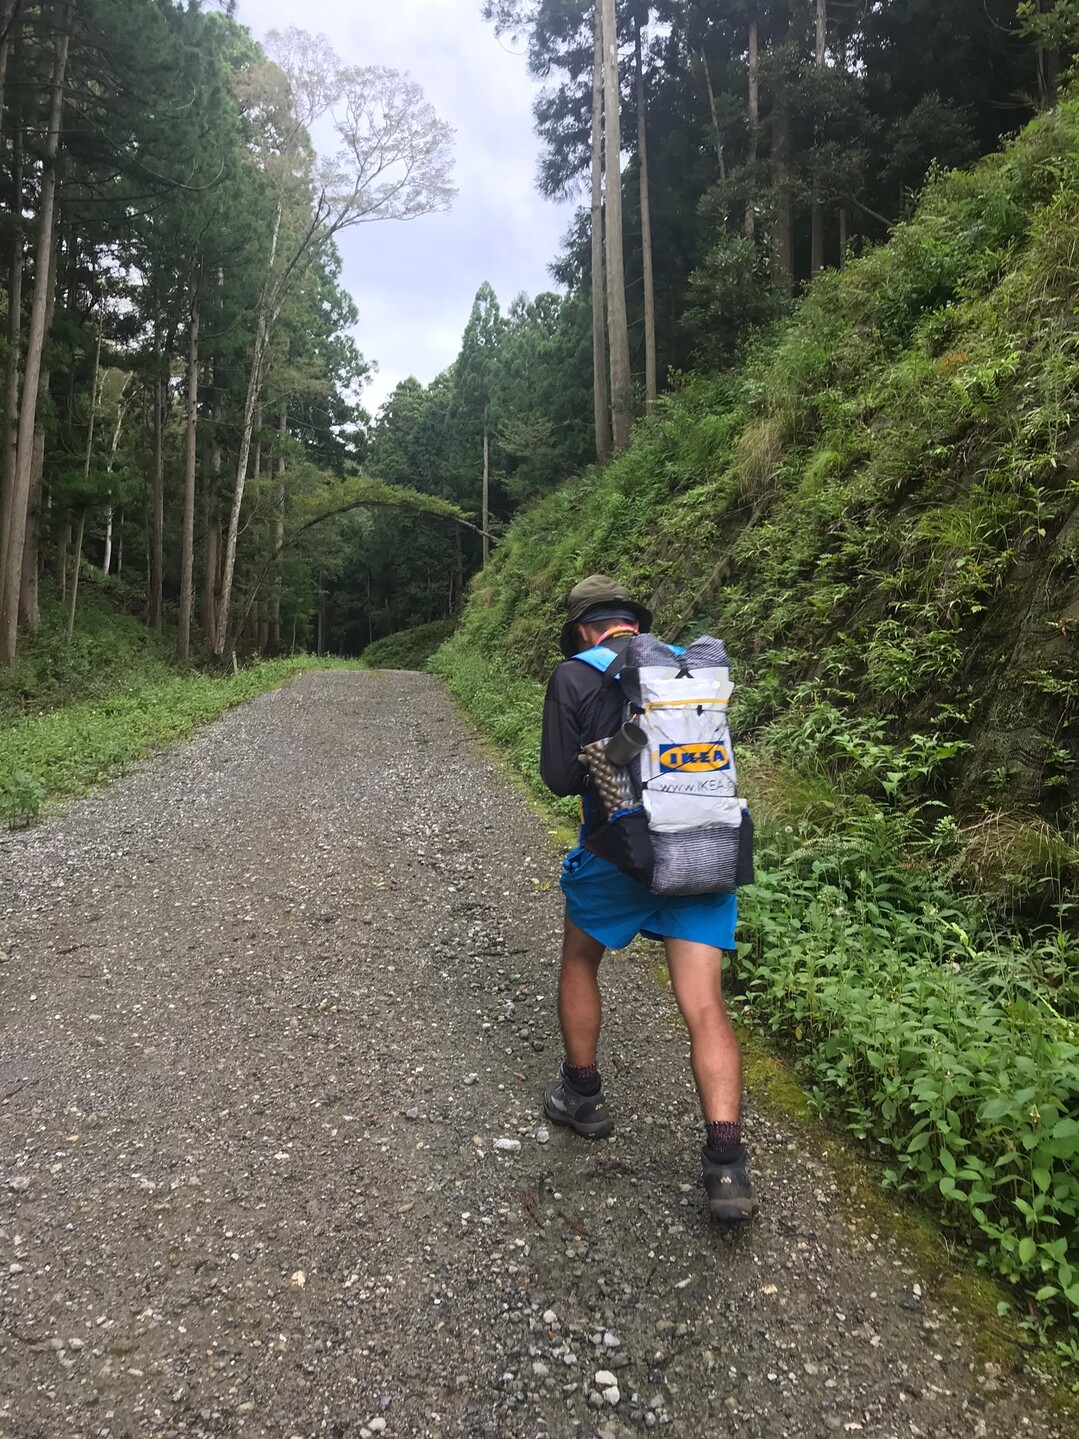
[235,0,577,416]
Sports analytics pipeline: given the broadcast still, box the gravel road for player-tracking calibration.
[0,670,1067,1439]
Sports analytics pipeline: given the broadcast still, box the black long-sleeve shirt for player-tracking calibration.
[539,633,635,801]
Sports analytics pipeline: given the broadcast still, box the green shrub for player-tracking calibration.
[362,619,457,670]
[737,822,1079,1341]
[0,767,46,826]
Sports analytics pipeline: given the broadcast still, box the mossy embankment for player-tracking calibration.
[431,98,1079,1360]
[361,619,456,671]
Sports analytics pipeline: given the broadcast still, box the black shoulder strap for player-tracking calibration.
[602,650,624,689]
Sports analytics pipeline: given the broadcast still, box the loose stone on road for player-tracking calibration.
[0,671,1066,1437]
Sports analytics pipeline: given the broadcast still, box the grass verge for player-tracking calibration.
[0,654,357,825]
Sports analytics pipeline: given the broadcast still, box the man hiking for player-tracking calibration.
[539,574,758,1222]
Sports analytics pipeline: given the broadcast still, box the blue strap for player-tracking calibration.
[572,644,620,674]
[572,640,686,673]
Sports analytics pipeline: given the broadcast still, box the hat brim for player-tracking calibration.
[559,599,653,659]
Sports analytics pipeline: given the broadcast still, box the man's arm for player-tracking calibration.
[540,665,588,797]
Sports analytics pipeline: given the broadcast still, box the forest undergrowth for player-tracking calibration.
[430,96,1079,1360]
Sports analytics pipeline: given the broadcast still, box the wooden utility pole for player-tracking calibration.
[635,15,656,411]
[590,2,611,465]
[811,0,827,277]
[600,0,632,450]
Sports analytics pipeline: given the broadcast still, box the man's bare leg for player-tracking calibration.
[557,915,606,1068]
[663,937,742,1122]
[664,936,757,1217]
[543,916,614,1138]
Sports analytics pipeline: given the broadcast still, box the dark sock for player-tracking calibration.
[564,1060,601,1096]
[705,1120,743,1164]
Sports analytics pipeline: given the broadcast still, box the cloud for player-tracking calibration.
[236,0,576,414]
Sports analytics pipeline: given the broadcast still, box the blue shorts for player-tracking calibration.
[560,846,738,952]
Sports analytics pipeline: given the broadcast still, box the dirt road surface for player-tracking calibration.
[0,671,1066,1439]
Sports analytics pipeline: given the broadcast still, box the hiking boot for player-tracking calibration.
[543,1065,614,1139]
[701,1146,759,1222]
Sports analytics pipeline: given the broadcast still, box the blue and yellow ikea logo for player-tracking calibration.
[658,742,731,773]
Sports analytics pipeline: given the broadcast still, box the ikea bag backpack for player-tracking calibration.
[575,633,753,896]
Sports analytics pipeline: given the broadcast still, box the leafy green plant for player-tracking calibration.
[735,840,1079,1343]
[0,767,46,827]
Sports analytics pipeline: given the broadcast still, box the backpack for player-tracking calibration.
[574,633,753,896]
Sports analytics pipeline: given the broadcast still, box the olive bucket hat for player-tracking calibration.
[559,574,653,658]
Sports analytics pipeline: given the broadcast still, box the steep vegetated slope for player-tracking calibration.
[434,101,1079,1351]
[0,583,176,722]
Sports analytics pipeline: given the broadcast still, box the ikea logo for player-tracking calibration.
[659,742,731,773]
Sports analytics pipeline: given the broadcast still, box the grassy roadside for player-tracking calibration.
[0,656,360,825]
[428,639,1079,1395]
[736,1027,1079,1419]
[0,591,359,824]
